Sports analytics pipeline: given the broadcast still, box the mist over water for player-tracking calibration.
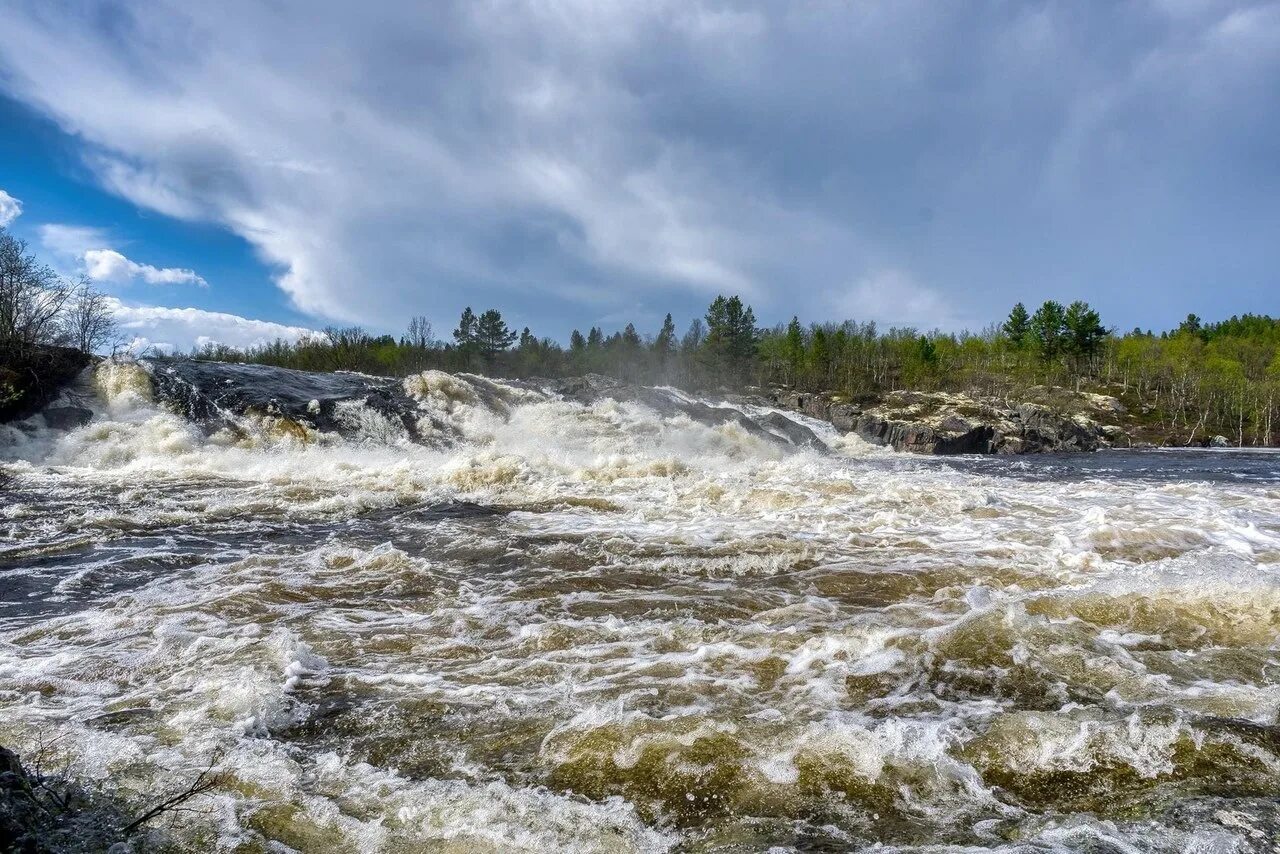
[3,363,1280,852]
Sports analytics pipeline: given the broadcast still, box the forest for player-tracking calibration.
[197,294,1280,447]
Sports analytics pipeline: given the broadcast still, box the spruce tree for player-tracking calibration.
[475,309,517,360]
[1030,300,1067,360]
[1003,303,1030,349]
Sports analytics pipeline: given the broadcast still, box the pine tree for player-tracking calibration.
[569,329,587,352]
[474,309,517,360]
[703,294,757,384]
[1003,302,1031,349]
[1063,300,1106,361]
[653,313,676,360]
[1030,300,1067,360]
[453,307,477,347]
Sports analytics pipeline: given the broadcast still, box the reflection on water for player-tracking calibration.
[2,366,1279,851]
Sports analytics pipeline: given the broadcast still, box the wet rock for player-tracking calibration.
[1159,797,1280,853]
[1210,434,1231,448]
[141,358,425,441]
[0,346,92,424]
[39,406,93,431]
[0,744,131,852]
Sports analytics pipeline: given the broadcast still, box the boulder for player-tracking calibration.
[40,405,93,431]
[1209,434,1231,448]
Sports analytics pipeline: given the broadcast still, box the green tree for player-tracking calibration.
[703,294,757,384]
[808,326,830,386]
[784,316,805,384]
[1030,300,1067,361]
[653,313,676,366]
[1063,300,1106,364]
[1003,302,1030,350]
[474,309,517,361]
[453,307,477,347]
[917,335,938,365]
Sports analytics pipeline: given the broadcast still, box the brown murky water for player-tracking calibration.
[2,364,1280,851]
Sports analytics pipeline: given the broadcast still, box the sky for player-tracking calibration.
[0,1,1277,352]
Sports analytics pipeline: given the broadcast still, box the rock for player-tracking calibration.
[828,402,860,432]
[769,387,1128,455]
[1209,434,1231,448]
[141,358,427,442]
[1100,424,1129,447]
[39,405,93,431]
[0,346,93,424]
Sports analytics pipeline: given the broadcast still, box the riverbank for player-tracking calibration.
[0,346,92,424]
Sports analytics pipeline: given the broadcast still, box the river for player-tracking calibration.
[2,362,1279,852]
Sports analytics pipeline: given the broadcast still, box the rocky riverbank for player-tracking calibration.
[0,346,92,424]
[762,387,1136,454]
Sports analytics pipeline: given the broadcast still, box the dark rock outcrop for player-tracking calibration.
[38,406,93,431]
[142,358,430,441]
[0,346,92,424]
[1,744,130,853]
[766,388,1128,455]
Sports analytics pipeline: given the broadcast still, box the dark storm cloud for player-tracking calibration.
[1,0,1277,336]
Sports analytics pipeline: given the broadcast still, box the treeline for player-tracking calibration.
[200,293,1280,446]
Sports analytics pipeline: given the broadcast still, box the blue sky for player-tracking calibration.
[1,1,1277,351]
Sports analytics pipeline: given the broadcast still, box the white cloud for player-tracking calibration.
[0,189,21,227]
[1,2,1277,332]
[83,248,207,286]
[38,224,206,287]
[38,224,107,258]
[106,298,318,354]
[834,269,961,331]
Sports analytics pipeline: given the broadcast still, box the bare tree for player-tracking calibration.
[406,315,433,348]
[0,229,71,355]
[63,276,118,354]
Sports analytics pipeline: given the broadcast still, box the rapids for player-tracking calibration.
[2,360,1279,852]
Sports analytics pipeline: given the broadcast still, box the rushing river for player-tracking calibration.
[2,363,1280,852]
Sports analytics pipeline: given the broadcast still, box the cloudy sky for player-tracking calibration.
[0,1,1277,351]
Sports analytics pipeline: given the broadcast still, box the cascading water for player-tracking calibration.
[2,359,1279,852]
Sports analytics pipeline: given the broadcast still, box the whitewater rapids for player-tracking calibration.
[2,361,1279,852]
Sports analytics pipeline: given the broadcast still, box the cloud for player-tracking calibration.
[1,2,1278,333]
[106,298,318,354]
[833,269,961,331]
[0,189,21,227]
[38,224,207,286]
[83,248,206,286]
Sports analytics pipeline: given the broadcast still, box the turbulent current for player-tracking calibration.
[2,361,1280,852]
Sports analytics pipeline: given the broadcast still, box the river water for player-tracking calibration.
[2,363,1279,852]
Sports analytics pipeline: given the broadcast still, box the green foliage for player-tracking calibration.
[1030,300,1067,360]
[1002,302,1030,349]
